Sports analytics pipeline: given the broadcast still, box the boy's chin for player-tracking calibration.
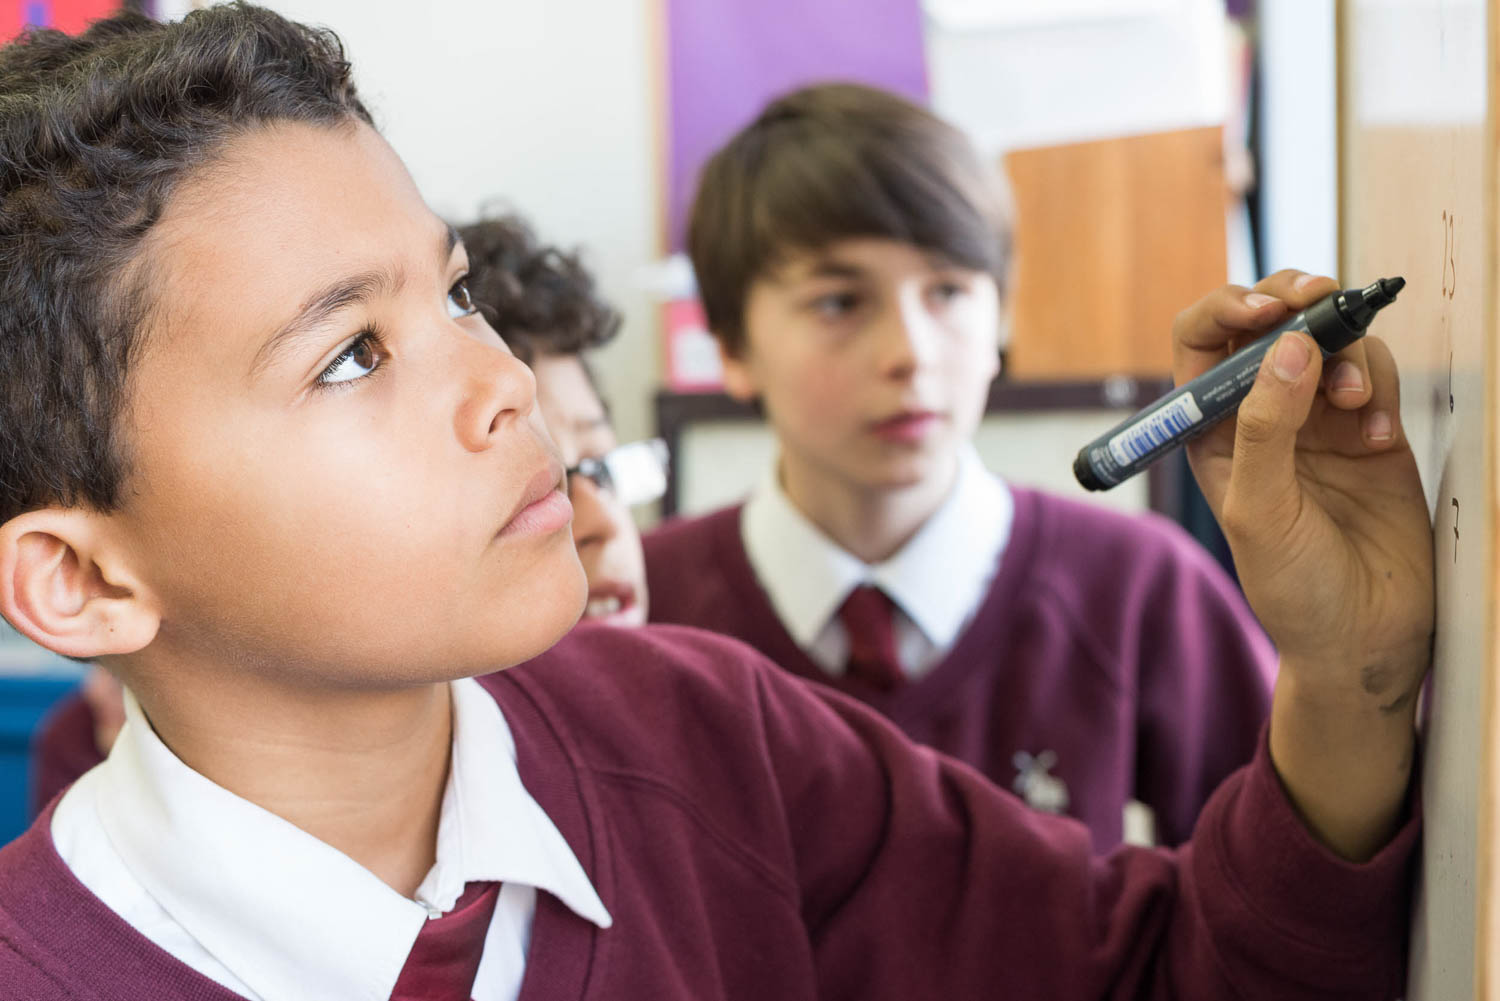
[469,564,592,672]
[849,450,956,492]
[412,606,587,683]
[336,561,591,684]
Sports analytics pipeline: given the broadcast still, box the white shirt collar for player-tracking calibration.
[741,445,1013,656]
[741,473,869,650]
[84,677,610,1001]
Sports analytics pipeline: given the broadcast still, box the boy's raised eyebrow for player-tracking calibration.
[250,225,461,377]
[805,260,863,280]
[441,224,462,266]
[771,258,864,287]
[920,250,968,273]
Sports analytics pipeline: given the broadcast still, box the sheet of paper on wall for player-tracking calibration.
[925,0,1226,158]
[923,0,1174,31]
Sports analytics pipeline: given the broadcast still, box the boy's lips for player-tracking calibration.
[868,409,944,443]
[498,464,571,538]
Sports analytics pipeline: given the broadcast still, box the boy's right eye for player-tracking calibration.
[315,329,385,387]
[808,292,860,319]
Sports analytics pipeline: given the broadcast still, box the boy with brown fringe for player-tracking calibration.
[647,84,1278,848]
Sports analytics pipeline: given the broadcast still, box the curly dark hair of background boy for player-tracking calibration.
[457,215,622,367]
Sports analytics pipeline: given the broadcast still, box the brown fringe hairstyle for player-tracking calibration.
[687,82,1012,356]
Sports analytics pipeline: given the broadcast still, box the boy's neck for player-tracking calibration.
[778,452,958,564]
[130,668,453,899]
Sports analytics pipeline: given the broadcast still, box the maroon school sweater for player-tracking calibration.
[643,488,1276,850]
[645,489,1278,852]
[0,625,1413,1000]
[29,691,103,818]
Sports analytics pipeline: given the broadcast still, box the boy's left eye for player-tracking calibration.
[930,281,967,303]
[447,277,479,319]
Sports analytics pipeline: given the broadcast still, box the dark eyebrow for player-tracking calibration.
[921,250,970,273]
[789,260,865,284]
[250,223,462,378]
[440,223,461,269]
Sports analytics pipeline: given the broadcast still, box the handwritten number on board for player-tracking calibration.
[1442,210,1457,299]
[1452,498,1460,563]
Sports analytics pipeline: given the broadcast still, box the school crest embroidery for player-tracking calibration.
[1012,750,1069,814]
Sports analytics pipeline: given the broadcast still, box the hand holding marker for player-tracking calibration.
[1074,278,1406,491]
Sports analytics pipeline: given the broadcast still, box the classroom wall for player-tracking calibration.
[1257,0,1338,277]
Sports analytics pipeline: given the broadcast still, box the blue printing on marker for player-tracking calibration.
[1108,394,1203,466]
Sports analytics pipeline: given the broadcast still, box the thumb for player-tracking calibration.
[1221,331,1322,548]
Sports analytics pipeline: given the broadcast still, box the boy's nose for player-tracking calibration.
[454,342,539,452]
[876,297,940,377]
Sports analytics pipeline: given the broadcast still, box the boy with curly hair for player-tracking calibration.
[0,7,1429,1000]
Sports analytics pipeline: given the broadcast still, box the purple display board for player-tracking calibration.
[665,0,929,249]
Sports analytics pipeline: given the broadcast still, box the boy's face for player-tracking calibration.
[531,354,649,627]
[726,238,1001,495]
[104,122,586,685]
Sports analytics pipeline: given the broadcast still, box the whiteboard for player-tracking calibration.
[1339,1,1496,997]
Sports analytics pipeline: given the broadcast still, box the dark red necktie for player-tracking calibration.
[389,881,501,1001]
[837,586,905,691]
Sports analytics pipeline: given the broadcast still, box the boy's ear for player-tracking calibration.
[718,339,759,403]
[0,509,159,660]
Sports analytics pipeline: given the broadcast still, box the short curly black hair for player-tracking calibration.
[0,3,370,525]
[457,214,621,367]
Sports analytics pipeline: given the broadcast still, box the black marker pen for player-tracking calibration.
[1073,277,1405,491]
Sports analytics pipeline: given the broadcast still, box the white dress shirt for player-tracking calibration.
[741,445,1014,679]
[51,677,611,1001]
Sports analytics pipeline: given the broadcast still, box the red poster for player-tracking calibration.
[1,0,122,42]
